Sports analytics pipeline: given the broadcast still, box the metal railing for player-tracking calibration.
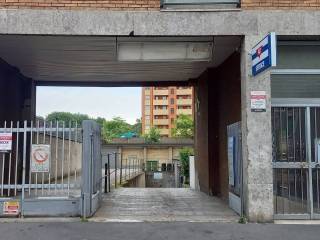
[0,120,82,198]
[103,152,144,193]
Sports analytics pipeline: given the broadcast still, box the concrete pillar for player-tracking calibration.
[241,35,273,222]
[168,147,173,163]
[118,146,122,167]
[143,147,147,164]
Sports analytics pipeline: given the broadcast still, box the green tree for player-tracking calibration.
[96,117,106,127]
[102,117,132,142]
[171,114,194,138]
[45,112,91,126]
[143,127,161,143]
[131,118,142,136]
[179,147,194,183]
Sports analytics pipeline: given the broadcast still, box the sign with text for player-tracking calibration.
[251,91,267,112]
[31,144,51,172]
[251,32,277,76]
[3,201,19,215]
[0,133,12,152]
[153,172,163,180]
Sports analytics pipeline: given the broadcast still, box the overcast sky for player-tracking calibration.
[36,87,141,124]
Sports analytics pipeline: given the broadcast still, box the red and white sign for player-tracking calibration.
[3,201,19,215]
[0,133,13,151]
[250,91,267,112]
[31,144,51,172]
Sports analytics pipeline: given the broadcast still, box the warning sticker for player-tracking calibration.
[0,133,13,152]
[3,201,19,215]
[250,91,267,112]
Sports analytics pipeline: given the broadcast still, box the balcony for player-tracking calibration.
[176,88,192,95]
[153,109,169,115]
[153,119,169,125]
[161,0,240,10]
[177,108,192,115]
[177,99,192,105]
[154,89,169,95]
[153,99,168,105]
[159,128,170,136]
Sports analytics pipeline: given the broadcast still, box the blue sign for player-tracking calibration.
[251,32,277,76]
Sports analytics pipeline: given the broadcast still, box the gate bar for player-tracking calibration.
[21,120,27,217]
[14,121,19,196]
[7,121,13,196]
[1,121,6,196]
[306,107,314,218]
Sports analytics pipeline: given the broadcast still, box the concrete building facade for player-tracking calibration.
[0,0,320,222]
[102,137,193,168]
[142,86,193,137]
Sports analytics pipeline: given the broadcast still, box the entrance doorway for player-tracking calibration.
[272,101,320,219]
[0,34,242,220]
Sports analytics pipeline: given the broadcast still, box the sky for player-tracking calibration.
[36,87,141,124]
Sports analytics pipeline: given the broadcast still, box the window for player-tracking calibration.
[177,95,191,99]
[146,161,158,171]
[170,108,174,114]
[145,95,150,100]
[145,105,150,114]
[170,88,175,94]
[170,98,174,104]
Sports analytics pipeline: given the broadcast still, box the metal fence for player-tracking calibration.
[103,153,182,191]
[0,120,83,216]
[272,106,320,219]
[104,152,144,192]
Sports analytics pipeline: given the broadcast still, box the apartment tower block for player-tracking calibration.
[142,87,193,137]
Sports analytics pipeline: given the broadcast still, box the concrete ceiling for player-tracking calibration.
[0,35,240,84]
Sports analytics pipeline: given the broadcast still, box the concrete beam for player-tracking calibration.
[0,9,320,36]
[240,35,273,222]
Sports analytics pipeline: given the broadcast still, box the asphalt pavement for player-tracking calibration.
[0,222,320,240]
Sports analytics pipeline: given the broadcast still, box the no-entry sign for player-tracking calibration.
[0,133,13,152]
[31,144,51,172]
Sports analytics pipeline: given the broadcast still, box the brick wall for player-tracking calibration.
[0,0,319,13]
[242,0,320,9]
[0,0,159,10]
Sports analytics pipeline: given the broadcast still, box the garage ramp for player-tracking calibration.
[92,188,239,222]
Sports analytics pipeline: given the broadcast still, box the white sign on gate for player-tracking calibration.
[0,133,13,152]
[31,144,51,172]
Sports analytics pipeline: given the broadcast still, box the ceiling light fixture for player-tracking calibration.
[117,41,213,62]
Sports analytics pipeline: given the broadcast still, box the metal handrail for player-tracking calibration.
[104,152,144,193]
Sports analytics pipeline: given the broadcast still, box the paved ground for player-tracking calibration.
[1,222,320,240]
[93,188,239,222]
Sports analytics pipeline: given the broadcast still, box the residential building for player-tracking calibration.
[142,86,193,137]
[0,0,320,222]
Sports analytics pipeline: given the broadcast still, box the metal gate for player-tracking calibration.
[0,120,101,217]
[272,102,320,219]
[227,122,243,216]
